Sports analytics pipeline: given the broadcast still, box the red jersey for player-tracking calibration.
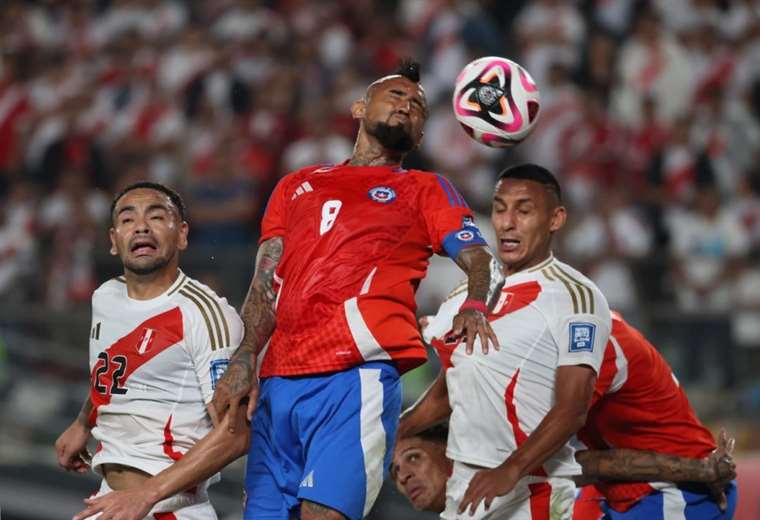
[259,163,484,377]
[577,313,716,512]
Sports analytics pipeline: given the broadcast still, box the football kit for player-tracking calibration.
[86,272,243,519]
[425,254,612,520]
[246,162,487,520]
[575,314,736,520]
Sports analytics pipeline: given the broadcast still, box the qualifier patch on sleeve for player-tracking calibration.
[569,323,596,352]
[210,359,230,390]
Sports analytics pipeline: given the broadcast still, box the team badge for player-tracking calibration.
[210,359,230,390]
[136,328,156,355]
[368,186,397,204]
[456,229,476,241]
[569,323,596,352]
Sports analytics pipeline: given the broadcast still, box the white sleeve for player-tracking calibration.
[185,298,244,405]
[422,282,467,343]
[551,289,611,375]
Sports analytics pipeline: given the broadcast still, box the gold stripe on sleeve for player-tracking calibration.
[183,284,224,349]
[168,274,188,296]
[188,282,231,346]
[179,289,217,350]
[554,265,595,314]
[549,265,579,313]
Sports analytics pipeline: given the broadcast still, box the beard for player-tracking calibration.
[367,121,415,152]
[123,254,171,276]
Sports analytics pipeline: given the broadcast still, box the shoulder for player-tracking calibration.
[92,276,127,305]
[275,165,326,188]
[172,276,242,349]
[533,259,609,316]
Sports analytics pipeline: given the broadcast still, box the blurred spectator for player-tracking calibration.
[0,182,35,299]
[667,185,750,311]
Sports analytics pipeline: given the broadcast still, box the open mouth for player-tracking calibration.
[130,239,158,256]
[500,238,521,252]
[407,484,425,503]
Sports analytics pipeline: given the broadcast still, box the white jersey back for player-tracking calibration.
[425,255,611,476]
[88,271,243,479]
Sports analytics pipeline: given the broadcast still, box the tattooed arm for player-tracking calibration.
[54,395,93,473]
[211,237,283,430]
[452,245,504,354]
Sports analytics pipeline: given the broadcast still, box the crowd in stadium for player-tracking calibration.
[0,0,759,352]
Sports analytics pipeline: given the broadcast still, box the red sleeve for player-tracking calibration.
[259,175,293,244]
[418,174,483,255]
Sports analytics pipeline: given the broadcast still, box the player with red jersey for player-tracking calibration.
[573,312,738,519]
[55,182,244,519]
[75,61,504,520]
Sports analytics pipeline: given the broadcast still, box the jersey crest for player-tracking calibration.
[367,186,396,204]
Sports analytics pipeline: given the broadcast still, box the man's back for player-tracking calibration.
[578,313,716,511]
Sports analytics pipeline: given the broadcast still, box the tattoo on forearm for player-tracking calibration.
[577,449,715,483]
[455,247,504,307]
[77,396,93,428]
[302,500,345,519]
[224,237,283,392]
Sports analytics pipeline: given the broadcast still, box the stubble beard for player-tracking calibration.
[367,121,415,153]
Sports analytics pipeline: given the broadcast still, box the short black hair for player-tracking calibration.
[497,163,562,203]
[110,181,187,223]
[413,423,448,444]
[394,59,420,83]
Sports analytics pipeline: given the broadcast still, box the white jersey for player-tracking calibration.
[425,255,611,476]
[88,270,243,480]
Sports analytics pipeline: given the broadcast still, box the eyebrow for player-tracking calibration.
[116,203,171,217]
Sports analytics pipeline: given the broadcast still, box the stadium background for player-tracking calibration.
[0,0,758,518]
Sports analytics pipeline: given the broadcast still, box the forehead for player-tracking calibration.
[369,76,426,103]
[494,178,547,202]
[394,437,428,457]
[115,188,174,211]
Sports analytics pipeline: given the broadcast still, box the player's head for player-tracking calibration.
[390,424,450,513]
[492,164,566,274]
[109,181,189,276]
[351,60,428,154]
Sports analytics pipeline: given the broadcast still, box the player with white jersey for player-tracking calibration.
[399,164,611,520]
[55,182,243,520]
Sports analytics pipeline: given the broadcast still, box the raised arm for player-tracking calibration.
[451,245,504,354]
[211,236,283,430]
[397,371,451,439]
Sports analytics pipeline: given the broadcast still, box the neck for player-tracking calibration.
[125,265,180,300]
[504,250,552,277]
[348,130,405,167]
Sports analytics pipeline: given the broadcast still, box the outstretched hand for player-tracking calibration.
[451,308,499,355]
[705,429,736,511]
[210,357,259,433]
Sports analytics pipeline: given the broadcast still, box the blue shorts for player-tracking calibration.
[602,482,738,520]
[244,362,401,520]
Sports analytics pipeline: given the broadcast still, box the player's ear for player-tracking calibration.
[549,206,567,233]
[108,227,118,256]
[177,221,189,251]
[351,99,366,120]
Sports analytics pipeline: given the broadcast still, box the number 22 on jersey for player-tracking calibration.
[320,200,342,235]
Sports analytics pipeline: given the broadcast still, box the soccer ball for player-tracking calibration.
[452,56,541,147]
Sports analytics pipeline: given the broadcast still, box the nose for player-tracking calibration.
[397,99,411,114]
[133,215,151,234]
[498,210,516,230]
[397,465,413,485]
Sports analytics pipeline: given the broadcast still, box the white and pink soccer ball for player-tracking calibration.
[452,56,541,148]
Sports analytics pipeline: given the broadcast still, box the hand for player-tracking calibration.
[452,309,499,355]
[418,316,432,332]
[458,463,520,515]
[55,420,92,474]
[72,486,157,520]
[705,429,736,511]
[210,357,258,433]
